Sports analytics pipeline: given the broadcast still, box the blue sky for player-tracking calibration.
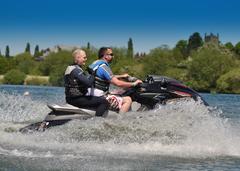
[0,0,239,55]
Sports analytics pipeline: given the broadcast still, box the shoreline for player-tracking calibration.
[0,78,240,95]
[0,75,49,86]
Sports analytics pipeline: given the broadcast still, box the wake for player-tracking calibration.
[0,91,240,158]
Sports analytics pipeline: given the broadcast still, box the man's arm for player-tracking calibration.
[114,73,129,79]
[99,64,142,88]
[72,68,94,87]
[110,76,142,88]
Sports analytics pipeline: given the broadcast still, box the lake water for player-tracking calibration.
[0,85,240,171]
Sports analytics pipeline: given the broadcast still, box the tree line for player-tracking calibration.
[1,43,42,58]
[0,32,240,93]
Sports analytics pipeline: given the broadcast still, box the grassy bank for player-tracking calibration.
[0,75,3,84]
[25,75,50,86]
[0,75,50,86]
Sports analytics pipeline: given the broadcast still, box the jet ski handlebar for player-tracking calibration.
[126,76,138,82]
[123,75,169,89]
[144,75,168,86]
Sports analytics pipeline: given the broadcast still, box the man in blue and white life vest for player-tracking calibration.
[64,49,109,117]
[88,47,142,113]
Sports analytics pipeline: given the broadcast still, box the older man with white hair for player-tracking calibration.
[64,49,109,117]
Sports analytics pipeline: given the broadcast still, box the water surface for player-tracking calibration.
[0,85,240,171]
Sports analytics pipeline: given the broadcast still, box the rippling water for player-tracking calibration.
[0,85,240,171]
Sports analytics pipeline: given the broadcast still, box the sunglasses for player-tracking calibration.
[106,53,114,57]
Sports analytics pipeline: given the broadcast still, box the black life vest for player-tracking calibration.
[64,65,88,97]
[94,76,110,92]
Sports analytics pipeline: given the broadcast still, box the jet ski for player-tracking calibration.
[124,75,208,109]
[19,75,208,133]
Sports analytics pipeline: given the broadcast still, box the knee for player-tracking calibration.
[123,96,132,104]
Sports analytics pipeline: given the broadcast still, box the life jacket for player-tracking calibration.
[64,65,88,97]
[89,60,110,92]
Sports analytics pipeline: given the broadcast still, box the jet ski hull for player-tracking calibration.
[19,120,70,133]
[19,104,100,133]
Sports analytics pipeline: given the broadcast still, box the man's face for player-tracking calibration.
[104,48,114,63]
[75,52,87,66]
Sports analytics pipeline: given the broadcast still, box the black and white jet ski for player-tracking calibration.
[19,75,208,133]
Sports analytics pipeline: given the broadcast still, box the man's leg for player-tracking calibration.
[66,96,109,117]
[119,96,132,113]
[93,96,109,116]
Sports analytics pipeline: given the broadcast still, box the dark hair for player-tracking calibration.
[98,47,111,59]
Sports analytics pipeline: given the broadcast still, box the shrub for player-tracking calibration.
[164,68,188,82]
[188,47,235,91]
[216,68,240,93]
[142,46,178,77]
[0,57,16,74]
[0,57,8,74]
[39,51,72,76]
[4,69,26,85]
[14,52,37,74]
[49,65,66,86]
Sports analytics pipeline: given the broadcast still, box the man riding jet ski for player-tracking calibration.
[64,49,109,117]
[88,47,143,113]
[20,48,141,133]
[20,74,208,133]
[19,48,208,133]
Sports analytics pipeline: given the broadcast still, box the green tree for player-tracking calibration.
[187,32,203,53]
[34,45,40,57]
[109,47,128,73]
[49,65,65,86]
[0,57,8,74]
[235,42,240,57]
[0,57,16,73]
[87,42,90,49]
[82,46,98,67]
[5,45,10,57]
[25,42,31,53]
[57,46,61,52]
[225,42,234,51]
[142,46,178,78]
[175,40,188,59]
[14,52,36,74]
[4,69,26,85]
[39,50,73,76]
[188,47,235,91]
[127,38,133,58]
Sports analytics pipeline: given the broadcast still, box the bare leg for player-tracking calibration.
[119,96,132,113]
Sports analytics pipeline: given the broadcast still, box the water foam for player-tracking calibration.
[0,92,240,159]
[0,91,48,122]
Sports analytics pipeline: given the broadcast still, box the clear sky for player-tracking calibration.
[0,0,239,55]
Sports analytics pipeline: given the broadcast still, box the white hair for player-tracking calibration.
[72,49,85,58]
